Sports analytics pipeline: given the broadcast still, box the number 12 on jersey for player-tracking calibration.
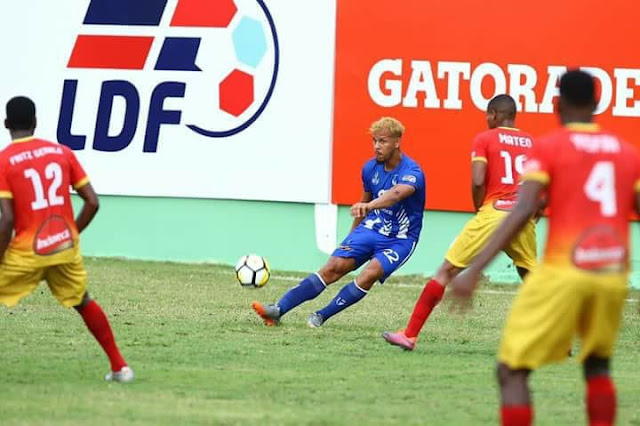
[24,162,64,211]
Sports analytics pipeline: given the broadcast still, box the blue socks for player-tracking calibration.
[277,273,326,316]
[317,281,367,321]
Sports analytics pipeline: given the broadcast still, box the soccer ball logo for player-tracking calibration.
[235,254,270,288]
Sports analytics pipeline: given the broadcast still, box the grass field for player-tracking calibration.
[1,258,639,425]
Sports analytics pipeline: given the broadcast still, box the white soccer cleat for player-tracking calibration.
[105,366,135,383]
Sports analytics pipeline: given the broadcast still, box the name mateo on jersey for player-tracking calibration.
[368,60,640,116]
[498,133,532,148]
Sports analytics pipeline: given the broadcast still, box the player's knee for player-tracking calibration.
[73,291,92,312]
[354,275,376,291]
[319,259,350,284]
[434,261,459,285]
[496,363,510,386]
[583,356,610,379]
[496,363,528,387]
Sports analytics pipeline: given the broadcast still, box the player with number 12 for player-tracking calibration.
[0,97,133,382]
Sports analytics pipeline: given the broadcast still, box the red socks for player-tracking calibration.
[501,405,532,426]
[405,279,445,338]
[499,376,614,426]
[586,376,616,426]
[78,300,127,372]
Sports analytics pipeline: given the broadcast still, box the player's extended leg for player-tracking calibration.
[382,260,461,351]
[384,209,499,350]
[497,362,533,426]
[252,256,356,326]
[46,258,133,382]
[307,258,383,327]
[505,218,537,282]
[583,356,616,425]
[74,292,134,383]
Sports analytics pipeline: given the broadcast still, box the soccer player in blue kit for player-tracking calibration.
[253,117,425,327]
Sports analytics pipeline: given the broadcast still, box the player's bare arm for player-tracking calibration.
[450,180,544,310]
[350,191,373,230]
[471,160,487,212]
[0,198,14,260]
[533,192,548,223]
[75,183,100,233]
[351,184,415,218]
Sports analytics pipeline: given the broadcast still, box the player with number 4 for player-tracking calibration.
[449,69,640,426]
[383,94,538,351]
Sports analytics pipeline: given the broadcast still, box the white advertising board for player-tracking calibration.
[0,0,336,203]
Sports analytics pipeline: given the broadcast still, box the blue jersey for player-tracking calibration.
[359,155,425,240]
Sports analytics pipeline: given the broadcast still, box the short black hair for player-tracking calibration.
[559,70,595,107]
[487,94,516,119]
[6,96,36,131]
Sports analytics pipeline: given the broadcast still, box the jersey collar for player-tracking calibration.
[497,126,520,131]
[565,123,600,132]
[12,136,35,143]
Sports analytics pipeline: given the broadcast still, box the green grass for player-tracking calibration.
[1,258,639,425]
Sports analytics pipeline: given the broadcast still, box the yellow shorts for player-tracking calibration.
[0,248,87,308]
[445,204,537,271]
[499,264,628,369]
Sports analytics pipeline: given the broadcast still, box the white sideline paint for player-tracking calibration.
[314,203,338,254]
[236,271,638,304]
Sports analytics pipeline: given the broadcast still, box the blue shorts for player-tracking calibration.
[332,226,418,283]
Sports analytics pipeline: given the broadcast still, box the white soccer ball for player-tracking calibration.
[235,254,270,288]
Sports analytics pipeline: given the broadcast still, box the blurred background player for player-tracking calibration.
[383,94,537,351]
[253,117,425,327]
[450,70,639,426]
[0,96,133,382]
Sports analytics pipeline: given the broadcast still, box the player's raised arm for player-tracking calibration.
[0,198,14,260]
[74,183,99,234]
[363,183,415,211]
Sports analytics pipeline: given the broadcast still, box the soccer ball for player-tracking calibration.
[235,254,270,288]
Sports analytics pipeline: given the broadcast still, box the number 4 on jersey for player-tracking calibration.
[584,161,617,217]
[24,162,64,211]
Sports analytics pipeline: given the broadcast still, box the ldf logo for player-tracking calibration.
[57,0,279,152]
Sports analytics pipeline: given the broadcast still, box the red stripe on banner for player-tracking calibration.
[171,0,237,27]
[68,35,154,69]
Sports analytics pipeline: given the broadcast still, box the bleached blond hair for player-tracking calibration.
[369,117,405,138]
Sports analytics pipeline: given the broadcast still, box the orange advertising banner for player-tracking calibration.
[332,0,640,211]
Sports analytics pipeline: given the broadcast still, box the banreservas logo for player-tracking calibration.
[57,0,279,153]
